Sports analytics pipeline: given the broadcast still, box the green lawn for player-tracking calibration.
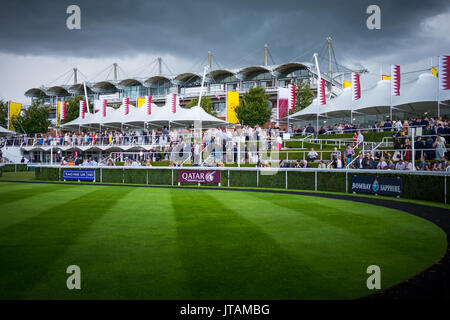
[0,182,446,299]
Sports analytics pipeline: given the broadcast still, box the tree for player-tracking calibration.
[186,97,217,117]
[235,86,272,127]
[11,99,51,134]
[290,81,314,115]
[62,95,93,124]
[0,100,8,128]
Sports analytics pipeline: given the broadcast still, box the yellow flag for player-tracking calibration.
[431,67,438,77]
[226,91,239,124]
[382,74,391,80]
[57,101,61,126]
[137,97,145,108]
[343,80,351,88]
[8,101,22,131]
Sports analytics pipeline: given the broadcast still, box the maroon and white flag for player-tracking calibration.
[391,65,401,96]
[288,84,296,110]
[60,101,66,121]
[102,99,107,118]
[351,73,361,101]
[318,77,326,105]
[79,100,86,119]
[123,97,130,115]
[439,55,450,90]
[171,93,177,113]
[277,87,289,119]
[145,96,152,115]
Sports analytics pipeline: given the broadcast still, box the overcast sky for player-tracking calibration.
[0,0,449,103]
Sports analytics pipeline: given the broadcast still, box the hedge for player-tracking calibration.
[2,164,28,172]
[318,131,394,142]
[33,167,449,203]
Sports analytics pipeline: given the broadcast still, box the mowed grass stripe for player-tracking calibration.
[26,188,190,300]
[170,189,339,299]
[0,183,66,207]
[241,192,447,298]
[0,184,85,231]
[0,186,132,299]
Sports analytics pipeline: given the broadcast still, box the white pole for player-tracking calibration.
[412,127,415,171]
[83,81,90,114]
[7,101,10,130]
[198,65,209,108]
[437,56,440,118]
[313,53,321,135]
[390,65,393,121]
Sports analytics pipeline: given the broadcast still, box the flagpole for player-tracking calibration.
[437,56,440,118]
[390,65,393,121]
[83,81,90,114]
[7,101,10,130]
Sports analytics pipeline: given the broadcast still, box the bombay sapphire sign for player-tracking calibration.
[178,170,221,184]
[63,169,95,181]
[351,176,402,197]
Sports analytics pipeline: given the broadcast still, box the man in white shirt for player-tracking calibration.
[307,148,318,162]
[377,156,387,169]
[395,160,405,170]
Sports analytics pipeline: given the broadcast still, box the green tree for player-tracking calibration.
[0,100,8,128]
[235,86,271,127]
[62,95,93,124]
[11,99,51,134]
[290,81,314,115]
[186,96,217,117]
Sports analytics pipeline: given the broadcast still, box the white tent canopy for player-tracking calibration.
[61,98,229,130]
[0,126,16,135]
[289,73,450,121]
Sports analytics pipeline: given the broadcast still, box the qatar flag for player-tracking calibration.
[102,99,107,118]
[439,55,450,90]
[60,101,66,121]
[166,93,178,113]
[288,84,296,110]
[391,65,401,96]
[317,78,326,105]
[145,96,152,115]
[277,87,289,119]
[79,100,86,119]
[123,97,130,115]
[351,73,361,101]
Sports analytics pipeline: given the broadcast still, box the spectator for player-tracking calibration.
[307,148,318,162]
[362,152,374,169]
[404,160,413,171]
[344,144,355,165]
[353,153,364,169]
[417,157,427,171]
[377,156,387,170]
[395,159,405,170]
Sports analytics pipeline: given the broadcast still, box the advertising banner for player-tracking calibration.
[63,169,95,181]
[351,176,402,197]
[178,170,221,184]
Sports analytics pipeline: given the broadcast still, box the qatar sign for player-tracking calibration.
[178,170,221,184]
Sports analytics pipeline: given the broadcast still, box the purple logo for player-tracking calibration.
[178,170,221,183]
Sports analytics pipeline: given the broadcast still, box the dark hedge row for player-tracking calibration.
[2,164,28,172]
[33,167,448,203]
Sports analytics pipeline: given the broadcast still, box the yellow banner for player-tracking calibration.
[137,97,145,108]
[8,101,22,131]
[226,91,239,124]
[432,67,438,77]
[382,75,391,80]
[57,101,62,126]
[343,80,351,88]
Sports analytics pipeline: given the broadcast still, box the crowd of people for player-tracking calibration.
[2,115,450,170]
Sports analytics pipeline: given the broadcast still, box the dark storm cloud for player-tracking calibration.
[0,0,449,68]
